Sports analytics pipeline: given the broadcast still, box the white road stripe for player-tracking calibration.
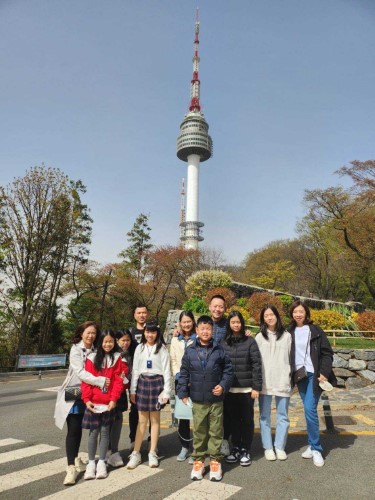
[0,444,59,464]
[40,464,162,500]
[0,457,66,492]
[37,386,60,392]
[0,438,25,447]
[164,479,242,499]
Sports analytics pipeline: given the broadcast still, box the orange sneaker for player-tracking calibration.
[191,460,205,481]
[209,459,222,481]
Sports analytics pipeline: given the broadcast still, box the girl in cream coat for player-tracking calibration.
[255,305,292,461]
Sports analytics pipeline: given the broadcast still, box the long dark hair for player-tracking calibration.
[71,321,100,346]
[140,320,165,354]
[289,300,313,328]
[179,310,197,334]
[225,310,246,346]
[260,305,285,340]
[94,329,120,371]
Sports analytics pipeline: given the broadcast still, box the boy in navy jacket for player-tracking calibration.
[177,315,233,482]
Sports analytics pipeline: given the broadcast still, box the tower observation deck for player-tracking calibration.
[177,10,212,250]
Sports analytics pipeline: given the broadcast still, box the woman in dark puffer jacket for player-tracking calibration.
[221,311,262,467]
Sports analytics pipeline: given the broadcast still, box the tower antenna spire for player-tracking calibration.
[189,8,201,112]
[177,10,212,250]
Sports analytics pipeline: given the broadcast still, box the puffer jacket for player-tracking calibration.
[177,339,233,403]
[221,335,262,391]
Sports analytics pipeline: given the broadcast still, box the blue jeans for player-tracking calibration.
[259,395,290,451]
[298,372,323,453]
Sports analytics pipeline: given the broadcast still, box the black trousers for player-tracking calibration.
[225,392,254,451]
[66,413,84,465]
[128,401,139,442]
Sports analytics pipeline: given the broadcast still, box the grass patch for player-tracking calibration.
[328,337,375,349]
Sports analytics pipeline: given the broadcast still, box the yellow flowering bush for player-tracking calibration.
[310,309,346,330]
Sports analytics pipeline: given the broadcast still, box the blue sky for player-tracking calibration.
[1,0,374,265]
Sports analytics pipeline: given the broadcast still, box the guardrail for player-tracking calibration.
[17,354,67,379]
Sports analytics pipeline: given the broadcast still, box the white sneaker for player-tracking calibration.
[74,456,87,472]
[96,461,108,479]
[107,451,124,467]
[209,460,223,481]
[312,450,325,467]
[128,442,135,458]
[220,439,230,456]
[63,465,78,485]
[188,456,194,465]
[301,446,313,459]
[275,448,287,460]
[177,447,189,462]
[127,451,141,470]
[84,462,96,480]
[148,451,159,468]
[264,449,276,461]
[191,460,205,481]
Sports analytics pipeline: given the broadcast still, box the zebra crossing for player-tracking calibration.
[0,437,242,499]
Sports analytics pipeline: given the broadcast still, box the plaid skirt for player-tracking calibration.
[82,407,116,430]
[136,374,164,412]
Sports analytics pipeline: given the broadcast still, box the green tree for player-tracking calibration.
[119,213,152,282]
[0,166,92,360]
[304,160,375,303]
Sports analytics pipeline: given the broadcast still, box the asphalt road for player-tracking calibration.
[1,373,374,500]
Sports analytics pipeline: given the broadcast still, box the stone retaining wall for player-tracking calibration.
[333,349,375,388]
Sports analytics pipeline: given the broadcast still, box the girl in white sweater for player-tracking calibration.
[127,321,171,470]
[255,305,292,461]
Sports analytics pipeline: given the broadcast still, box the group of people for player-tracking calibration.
[54,296,334,486]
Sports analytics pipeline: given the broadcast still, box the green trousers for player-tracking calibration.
[192,401,223,462]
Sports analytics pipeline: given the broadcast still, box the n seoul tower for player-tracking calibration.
[177,10,212,250]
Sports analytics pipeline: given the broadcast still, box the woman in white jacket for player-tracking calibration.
[170,310,196,462]
[255,305,292,461]
[54,321,109,486]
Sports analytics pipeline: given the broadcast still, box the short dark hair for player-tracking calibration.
[289,300,313,327]
[197,315,214,326]
[209,294,225,303]
[71,321,100,346]
[132,304,148,314]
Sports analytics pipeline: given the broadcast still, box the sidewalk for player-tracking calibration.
[121,384,375,435]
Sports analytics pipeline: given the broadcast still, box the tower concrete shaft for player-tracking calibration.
[177,9,212,250]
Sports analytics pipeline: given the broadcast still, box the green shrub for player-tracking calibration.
[278,295,294,314]
[181,297,209,315]
[310,309,346,330]
[236,297,248,308]
[185,270,233,299]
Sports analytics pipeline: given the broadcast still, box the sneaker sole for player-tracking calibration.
[176,457,188,462]
[84,475,96,480]
[225,458,238,464]
[240,462,252,467]
[313,460,325,467]
[96,474,108,479]
[210,476,222,481]
[127,464,140,470]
